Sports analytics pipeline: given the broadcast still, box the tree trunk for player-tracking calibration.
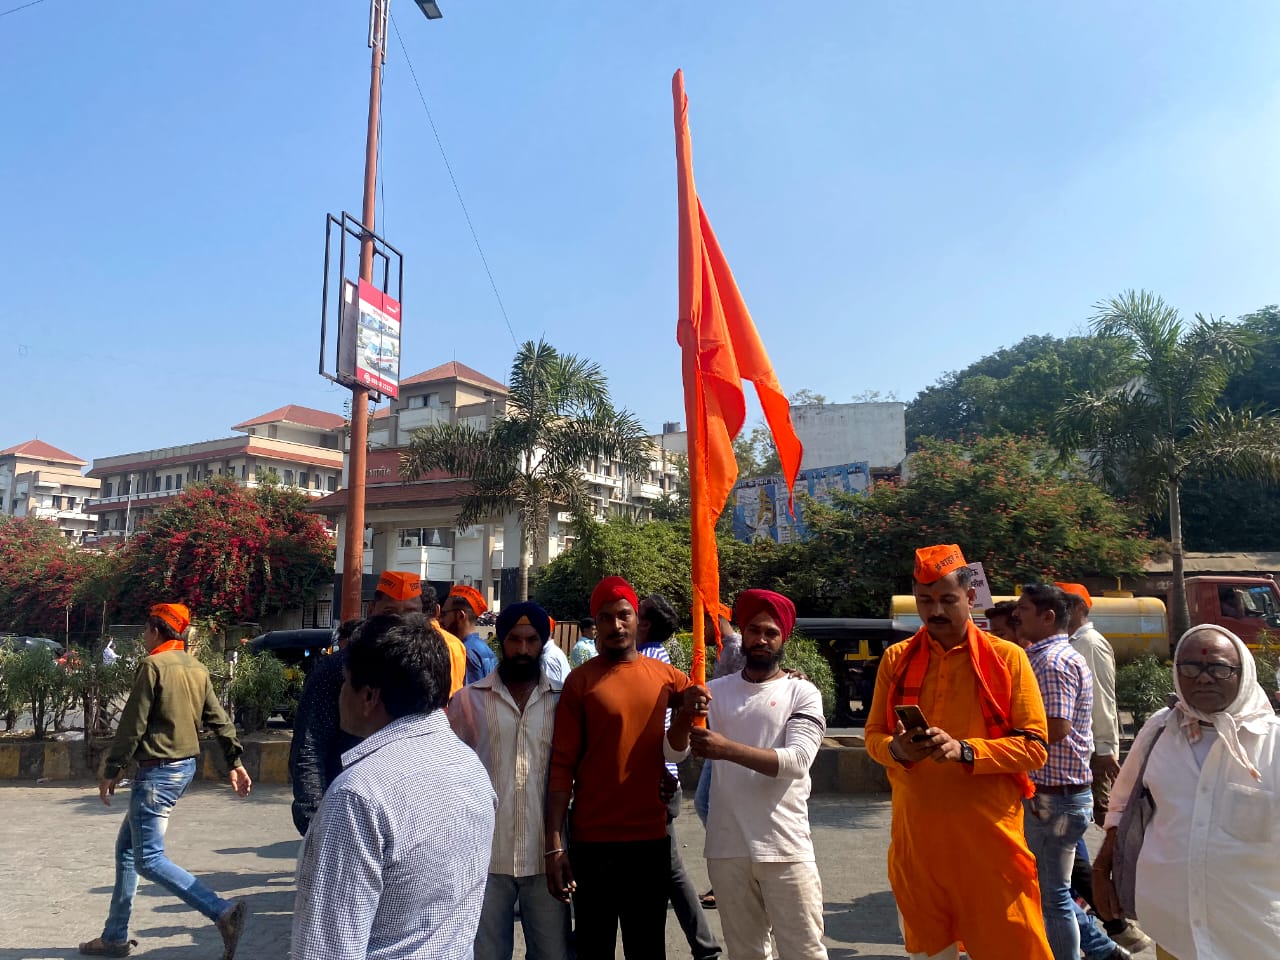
[1168,477,1191,647]
[517,524,531,602]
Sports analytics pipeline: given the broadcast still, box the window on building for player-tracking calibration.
[165,476,172,491]
[176,475,183,490]
[67,497,75,510]
[104,482,112,498]
[299,471,309,489]
[327,475,337,492]
[284,469,294,486]
[241,465,248,480]
[52,496,62,509]
[122,477,131,494]
[398,528,423,548]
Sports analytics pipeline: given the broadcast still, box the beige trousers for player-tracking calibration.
[707,858,828,960]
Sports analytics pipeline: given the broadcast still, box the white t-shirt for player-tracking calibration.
[703,672,826,862]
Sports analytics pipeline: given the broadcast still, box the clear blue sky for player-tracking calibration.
[4,1,1280,462]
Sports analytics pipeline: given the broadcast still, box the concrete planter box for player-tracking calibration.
[0,732,293,784]
[2,731,891,794]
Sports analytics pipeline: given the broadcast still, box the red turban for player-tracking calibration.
[376,571,422,602]
[448,584,488,617]
[734,589,796,639]
[590,576,639,618]
[150,603,191,636]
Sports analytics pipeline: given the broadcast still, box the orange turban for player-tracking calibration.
[448,584,488,617]
[150,603,191,636]
[913,544,967,584]
[1055,582,1093,609]
[376,571,422,602]
[590,576,639,618]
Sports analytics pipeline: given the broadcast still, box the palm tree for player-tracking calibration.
[1054,290,1280,637]
[400,339,652,601]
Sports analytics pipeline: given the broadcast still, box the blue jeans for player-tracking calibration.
[473,873,572,960]
[694,760,712,828]
[102,759,231,943]
[1023,787,1092,960]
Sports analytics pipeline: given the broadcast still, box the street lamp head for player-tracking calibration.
[415,0,444,19]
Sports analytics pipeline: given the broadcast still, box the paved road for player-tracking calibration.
[0,783,906,959]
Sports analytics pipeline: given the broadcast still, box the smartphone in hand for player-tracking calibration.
[894,705,932,742]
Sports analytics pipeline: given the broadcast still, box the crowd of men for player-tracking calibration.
[78,543,1275,959]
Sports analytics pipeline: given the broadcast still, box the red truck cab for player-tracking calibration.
[1186,575,1280,649]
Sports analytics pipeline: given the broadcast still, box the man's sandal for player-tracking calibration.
[78,938,138,957]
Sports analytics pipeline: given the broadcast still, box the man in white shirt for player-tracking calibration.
[449,601,569,960]
[671,589,828,960]
[1058,584,1121,819]
[292,613,496,960]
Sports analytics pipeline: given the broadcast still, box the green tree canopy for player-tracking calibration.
[1054,290,1280,635]
[401,339,652,601]
[788,434,1152,616]
[906,333,1137,445]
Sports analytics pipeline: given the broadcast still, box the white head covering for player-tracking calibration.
[1172,624,1274,781]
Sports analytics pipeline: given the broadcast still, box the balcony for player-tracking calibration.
[83,488,176,511]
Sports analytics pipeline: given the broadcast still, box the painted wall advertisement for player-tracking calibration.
[338,278,401,399]
[730,462,871,544]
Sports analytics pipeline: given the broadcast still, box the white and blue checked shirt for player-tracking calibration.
[639,642,680,779]
[292,712,497,959]
[1025,633,1094,787]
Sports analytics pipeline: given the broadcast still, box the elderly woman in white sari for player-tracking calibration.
[1092,625,1279,960]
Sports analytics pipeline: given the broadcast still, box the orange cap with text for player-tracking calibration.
[913,544,967,584]
[150,602,191,635]
[447,584,488,617]
[376,571,422,602]
[1055,582,1093,609]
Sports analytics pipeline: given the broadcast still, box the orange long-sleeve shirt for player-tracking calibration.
[548,654,689,843]
[866,629,1053,960]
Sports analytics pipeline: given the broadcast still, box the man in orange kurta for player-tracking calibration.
[865,545,1053,960]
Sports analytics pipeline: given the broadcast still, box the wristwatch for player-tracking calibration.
[958,741,975,765]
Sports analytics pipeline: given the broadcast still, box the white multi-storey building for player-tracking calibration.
[0,440,102,544]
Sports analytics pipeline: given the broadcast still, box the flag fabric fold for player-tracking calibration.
[673,68,803,688]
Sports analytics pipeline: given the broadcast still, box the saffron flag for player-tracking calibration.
[672,69,803,690]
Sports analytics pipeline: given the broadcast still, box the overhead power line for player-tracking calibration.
[389,12,519,349]
[0,0,49,20]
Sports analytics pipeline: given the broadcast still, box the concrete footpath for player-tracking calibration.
[0,783,906,960]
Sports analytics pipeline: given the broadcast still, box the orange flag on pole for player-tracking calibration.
[672,68,803,692]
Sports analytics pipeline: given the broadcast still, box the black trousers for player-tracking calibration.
[571,837,670,960]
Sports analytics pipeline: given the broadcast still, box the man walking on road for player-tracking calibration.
[80,602,251,960]
[293,613,496,959]
[449,601,570,960]
[865,544,1053,960]
[678,589,828,960]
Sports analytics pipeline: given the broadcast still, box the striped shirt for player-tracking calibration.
[1025,633,1094,787]
[448,669,561,877]
[292,712,496,959]
[639,642,679,778]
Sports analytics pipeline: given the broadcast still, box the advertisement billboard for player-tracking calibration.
[338,278,401,399]
[730,461,871,544]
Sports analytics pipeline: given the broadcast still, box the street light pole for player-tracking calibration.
[340,0,441,622]
[340,0,388,622]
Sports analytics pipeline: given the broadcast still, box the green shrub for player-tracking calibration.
[1116,654,1174,728]
[196,642,233,702]
[663,631,836,721]
[4,647,72,739]
[228,650,290,732]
